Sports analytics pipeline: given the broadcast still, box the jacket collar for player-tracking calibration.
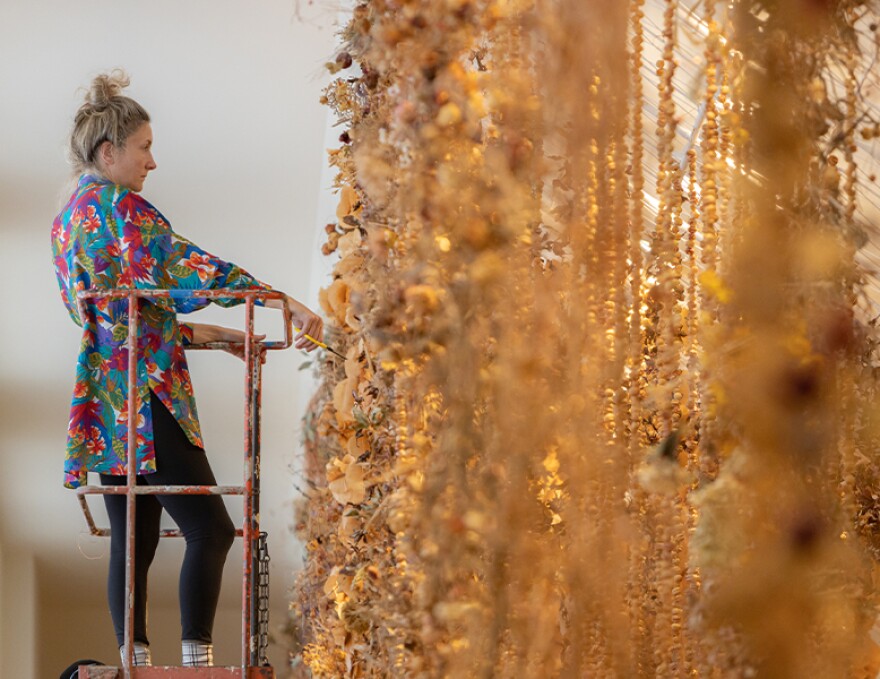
[79,173,111,187]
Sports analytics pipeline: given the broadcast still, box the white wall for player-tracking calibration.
[0,0,338,673]
[1,545,37,679]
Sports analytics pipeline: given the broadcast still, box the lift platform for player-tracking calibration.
[72,288,293,679]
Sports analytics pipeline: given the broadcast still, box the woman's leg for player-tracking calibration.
[145,390,236,646]
[100,473,163,650]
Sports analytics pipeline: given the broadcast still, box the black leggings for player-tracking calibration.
[101,390,236,647]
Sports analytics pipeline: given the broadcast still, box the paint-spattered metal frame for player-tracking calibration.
[75,288,290,679]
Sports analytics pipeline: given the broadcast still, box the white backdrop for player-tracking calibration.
[0,0,339,673]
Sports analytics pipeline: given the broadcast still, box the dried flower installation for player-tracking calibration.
[291,1,880,677]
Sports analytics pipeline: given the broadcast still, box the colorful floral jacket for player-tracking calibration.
[52,174,271,489]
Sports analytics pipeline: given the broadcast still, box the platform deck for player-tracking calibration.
[78,666,275,678]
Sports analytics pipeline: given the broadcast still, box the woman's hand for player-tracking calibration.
[219,326,266,362]
[285,296,324,352]
[262,294,325,352]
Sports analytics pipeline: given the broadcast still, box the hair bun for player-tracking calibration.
[69,69,149,175]
[85,69,131,110]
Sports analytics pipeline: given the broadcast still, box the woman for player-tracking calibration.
[51,71,323,668]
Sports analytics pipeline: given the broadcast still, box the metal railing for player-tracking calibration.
[74,288,291,678]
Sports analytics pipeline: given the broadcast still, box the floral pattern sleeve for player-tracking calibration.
[114,190,272,312]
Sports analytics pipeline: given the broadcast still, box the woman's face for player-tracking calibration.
[100,122,157,192]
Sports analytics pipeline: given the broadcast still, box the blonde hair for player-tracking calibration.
[68,70,150,176]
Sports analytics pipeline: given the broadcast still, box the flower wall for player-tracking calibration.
[292,1,880,676]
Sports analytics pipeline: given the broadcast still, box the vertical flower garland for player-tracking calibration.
[696,3,879,677]
[292,2,880,678]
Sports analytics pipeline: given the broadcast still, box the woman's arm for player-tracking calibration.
[185,291,323,358]
[113,191,323,350]
[186,322,265,361]
[115,190,273,314]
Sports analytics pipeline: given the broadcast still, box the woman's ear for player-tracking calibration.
[98,140,114,168]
